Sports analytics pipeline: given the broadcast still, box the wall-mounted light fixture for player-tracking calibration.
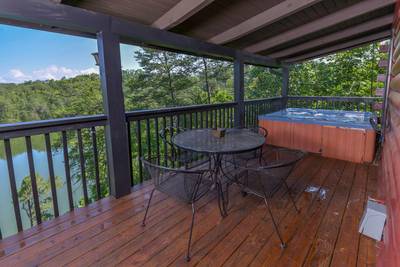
[91,52,99,66]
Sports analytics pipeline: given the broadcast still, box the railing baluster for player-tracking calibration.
[44,133,59,217]
[250,105,253,127]
[62,131,74,211]
[222,108,226,128]
[231,107,234,127]
[183,114,187,129]
[210,110,213,128]
[214,109,218,128]
[195,112,198,129]
[127,121,134,186]
[155,118,160,164]
[253,105,256,126]
[77,129,89,205]
[91,127,101,200]
[4,139,23,232]
[169,116,175,167]
[218,109,224,128]
[189,113,193,129]
[229,108,232,127]
[205,111,209,128]
[200,111,204,128]
[136,120,144,182]
[25,136,42,225]
[146,118,151,159]
[177,114,181,129]
[249,105,252,127]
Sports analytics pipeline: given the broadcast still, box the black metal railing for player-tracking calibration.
[287,96,382,113]
[0,115,107,239]
[125,102,237,185]
[244,97,283,127]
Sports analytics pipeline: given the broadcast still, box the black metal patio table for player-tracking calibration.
[172,128,266,217]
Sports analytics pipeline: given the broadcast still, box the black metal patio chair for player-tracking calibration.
[227,126,268,166]
[229,148,306,248]
[141,156,213,262]
[160,126,209,168]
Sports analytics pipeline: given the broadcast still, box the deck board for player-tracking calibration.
[0,155,377,267]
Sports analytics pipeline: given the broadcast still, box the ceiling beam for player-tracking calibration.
[208,0,322,44]
[245,0,395,53]
[284,30,391,63]
[269,14,393,59]
[152,0,214,30]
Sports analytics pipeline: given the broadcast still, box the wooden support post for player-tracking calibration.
[282,66,289,109]
[97,30,131,198]
[234,56,245,128]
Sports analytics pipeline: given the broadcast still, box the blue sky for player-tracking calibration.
[0,24,140,83]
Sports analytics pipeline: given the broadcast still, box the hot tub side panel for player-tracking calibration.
[259,119,322,153]
[321,126,375,163]
[259,119,375,163]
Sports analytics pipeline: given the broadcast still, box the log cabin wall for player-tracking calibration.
[379,1,400,266]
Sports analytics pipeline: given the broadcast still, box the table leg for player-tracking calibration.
[213,154,228,217]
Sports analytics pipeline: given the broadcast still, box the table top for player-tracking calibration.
[172,128,265,154]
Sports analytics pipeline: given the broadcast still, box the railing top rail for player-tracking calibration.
[125,102,237,121]
[288,96,382,102]
[0,114,107,139]
[244,96,282,104]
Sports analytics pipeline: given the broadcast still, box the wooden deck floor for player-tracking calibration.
[0,154,377,267]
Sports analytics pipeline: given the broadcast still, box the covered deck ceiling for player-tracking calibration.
[61,0,395,63]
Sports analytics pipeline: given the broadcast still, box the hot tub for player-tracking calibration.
[259,108,376,163]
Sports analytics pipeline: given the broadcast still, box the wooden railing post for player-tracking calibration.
[97,30,131,198]
[282,65,290,108]
[234,56,245,128]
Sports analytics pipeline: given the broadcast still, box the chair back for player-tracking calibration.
[159,126,185,146]
[141,157,211,203]
[238,148,306,197]
[249,126,268,138]
[369,115,381,133]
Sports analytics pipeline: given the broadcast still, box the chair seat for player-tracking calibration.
[236,167,287,198]
[233,150,260,161]
[157,171,213,203]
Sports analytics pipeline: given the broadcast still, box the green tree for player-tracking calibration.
[18,175,61,227]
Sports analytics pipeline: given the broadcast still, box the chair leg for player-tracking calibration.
[224,182,230,210]
[186,203,196,262]
[142,188,156,226]
[282,181,300,213]
[216,182,228,217]
[263,198,286,249]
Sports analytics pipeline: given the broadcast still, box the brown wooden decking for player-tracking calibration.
[0,154,377,267]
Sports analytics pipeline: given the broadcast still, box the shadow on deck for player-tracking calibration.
[0,154,377,266]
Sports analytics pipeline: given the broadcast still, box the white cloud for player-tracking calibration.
[10,69,31,80]
[32,65,98,80]
[79,67,98,75]
[0,65,99,84]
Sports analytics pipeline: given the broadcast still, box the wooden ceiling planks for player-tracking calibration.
[64,0,181,25]
[151,0,215,30]
[207,0,323,44]
[244,0,394,53]
[224,0,352,50]
[170,0,285,40]
[61,0,395,62]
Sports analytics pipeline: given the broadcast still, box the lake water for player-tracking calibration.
[0,147,85,238]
